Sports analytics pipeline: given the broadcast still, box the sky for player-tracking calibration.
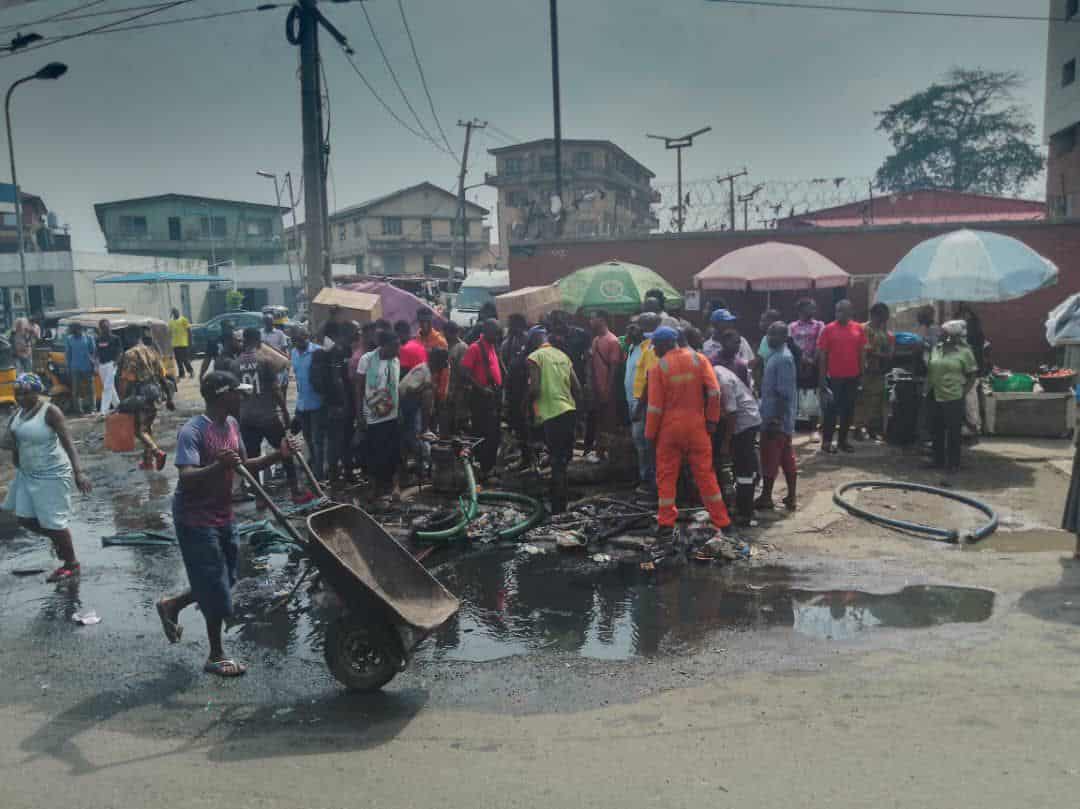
[0,0,1050,251]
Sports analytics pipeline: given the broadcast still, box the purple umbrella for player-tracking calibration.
[340,280,446,331]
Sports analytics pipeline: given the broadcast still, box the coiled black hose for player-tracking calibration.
[833,480,999,544]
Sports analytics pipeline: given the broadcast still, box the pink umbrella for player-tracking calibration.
[694,242,850,291]
[341,280,446,331]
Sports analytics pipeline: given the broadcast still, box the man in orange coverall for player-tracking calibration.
[645,326,732,542]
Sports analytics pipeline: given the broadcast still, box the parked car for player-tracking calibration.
[190,311,263,357]
[449,270,510,328]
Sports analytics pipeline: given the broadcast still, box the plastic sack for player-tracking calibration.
[1046,293,1080,347]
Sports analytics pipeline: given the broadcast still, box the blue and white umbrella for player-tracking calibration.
[876,229,1059,306]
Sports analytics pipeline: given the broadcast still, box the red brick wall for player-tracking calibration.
[509,221,1080,370]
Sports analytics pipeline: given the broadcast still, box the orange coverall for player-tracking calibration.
[645,347,731,530]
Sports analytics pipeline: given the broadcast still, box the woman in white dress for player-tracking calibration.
[2,373,92,582]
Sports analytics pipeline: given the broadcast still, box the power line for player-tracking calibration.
[339,46,456,159]
[0,0,197,58]
[1,3,282,58]
[357,0,440,147]
[397,0,455,158]
[705,0,1076,23]
[488,123,522,145]
[0,1,173,34]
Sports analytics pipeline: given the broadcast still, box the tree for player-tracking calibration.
[874,68,1044,196]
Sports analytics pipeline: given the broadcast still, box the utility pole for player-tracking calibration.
[285,170,303,291]
[646,127,711,232]
[738,184,764,231]
[297,0,330,314]
[549,0,563,232]
[455,119,486,294]
[716,168,748,232]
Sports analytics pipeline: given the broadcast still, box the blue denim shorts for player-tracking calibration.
[174,515,239,622]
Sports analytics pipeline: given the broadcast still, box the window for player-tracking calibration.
[1053,126,1077,155]
[353,218,363,237]
[574,151,593,170]
[507,190,529,208]
[421,218,432,240]
[118,215,148,237]
[382,255,405,274]
[287,235,297,250]
[199,216,227,238]
[338,224,346,242]
[1064,58,1076,87]
[451,219,468,238]
[246,218,273,237]
[382,217,402,235]
[168,217,181,241]
[616,190,630,208]
[539,156,556,173]
[423,254,435,273]
[503,157,523,175]
[355,255,365,273]
[1070,0,1079,19]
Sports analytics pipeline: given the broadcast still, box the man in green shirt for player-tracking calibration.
[527,325,581,514]
[926,321,977,473]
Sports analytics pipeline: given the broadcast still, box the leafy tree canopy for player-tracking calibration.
[875,68,1044,196]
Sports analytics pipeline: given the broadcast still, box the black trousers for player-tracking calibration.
[241,418,296,485]
[174,347,194,378]
[469,388,501,475]
[822,376,860,448]
[931,395,964,470]
[543,410,577,514]
[730,426,759,519]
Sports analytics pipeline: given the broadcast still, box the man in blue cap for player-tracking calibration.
[702,307,754,367]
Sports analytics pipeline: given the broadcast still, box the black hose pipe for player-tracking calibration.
[833,480,999,544]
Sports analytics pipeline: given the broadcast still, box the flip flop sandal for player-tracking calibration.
[204,659,247,678]
[45,564,80,583]
[156,599,182,644]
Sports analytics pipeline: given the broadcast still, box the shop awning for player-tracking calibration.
[94,272,224,284]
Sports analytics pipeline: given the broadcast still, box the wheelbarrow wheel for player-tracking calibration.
[324,616,401,692]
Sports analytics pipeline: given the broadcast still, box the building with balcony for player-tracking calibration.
[486,138,659,246]
[0,183,72,254]
[286,182,490,276]
[94,194,287,268]
[1046,0,1080,216]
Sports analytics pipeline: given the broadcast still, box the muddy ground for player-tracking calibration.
[1,377,1078,808]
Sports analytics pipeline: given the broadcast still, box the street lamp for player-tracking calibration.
[6,62,67,321]
[256,169,298,308]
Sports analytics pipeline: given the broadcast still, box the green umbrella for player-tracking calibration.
[556,260,683,316]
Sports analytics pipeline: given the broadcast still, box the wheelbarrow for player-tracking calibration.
[237,466,460,692]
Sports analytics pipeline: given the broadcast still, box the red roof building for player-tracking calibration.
[777,189,1046,229]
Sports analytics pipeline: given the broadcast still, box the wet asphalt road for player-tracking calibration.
[0,440,1002,732]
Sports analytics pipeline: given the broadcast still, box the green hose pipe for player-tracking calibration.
[476,490,547,541]
[415,460,479,541]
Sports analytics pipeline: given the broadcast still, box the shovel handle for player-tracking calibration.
[235,465,308,548]
[287,432,327,500]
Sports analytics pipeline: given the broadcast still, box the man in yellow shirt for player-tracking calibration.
[169,308,194,379]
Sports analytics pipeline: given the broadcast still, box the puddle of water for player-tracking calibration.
[966,529,1076,554]
[410,550,994,662]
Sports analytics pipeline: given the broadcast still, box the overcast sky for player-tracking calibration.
[0,0,1049,250]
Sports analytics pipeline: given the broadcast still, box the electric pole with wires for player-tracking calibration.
[646,127,711,233]
[286,0,354,320]
[455,118,485,293]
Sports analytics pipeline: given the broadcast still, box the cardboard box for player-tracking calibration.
[495,285,561,323]
[311,287,382,325]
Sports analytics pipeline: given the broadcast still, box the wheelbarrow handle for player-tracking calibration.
[235,465,309,548]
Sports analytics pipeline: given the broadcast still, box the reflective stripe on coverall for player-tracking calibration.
[645,347,732,530]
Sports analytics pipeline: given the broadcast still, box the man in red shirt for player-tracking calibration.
[816,299,866,454]
[460,319,503,480]
[395,320,428,373]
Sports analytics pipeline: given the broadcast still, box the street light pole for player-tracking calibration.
[646,127,711,233]
[257,169,296,303]
[5,62,67,322]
